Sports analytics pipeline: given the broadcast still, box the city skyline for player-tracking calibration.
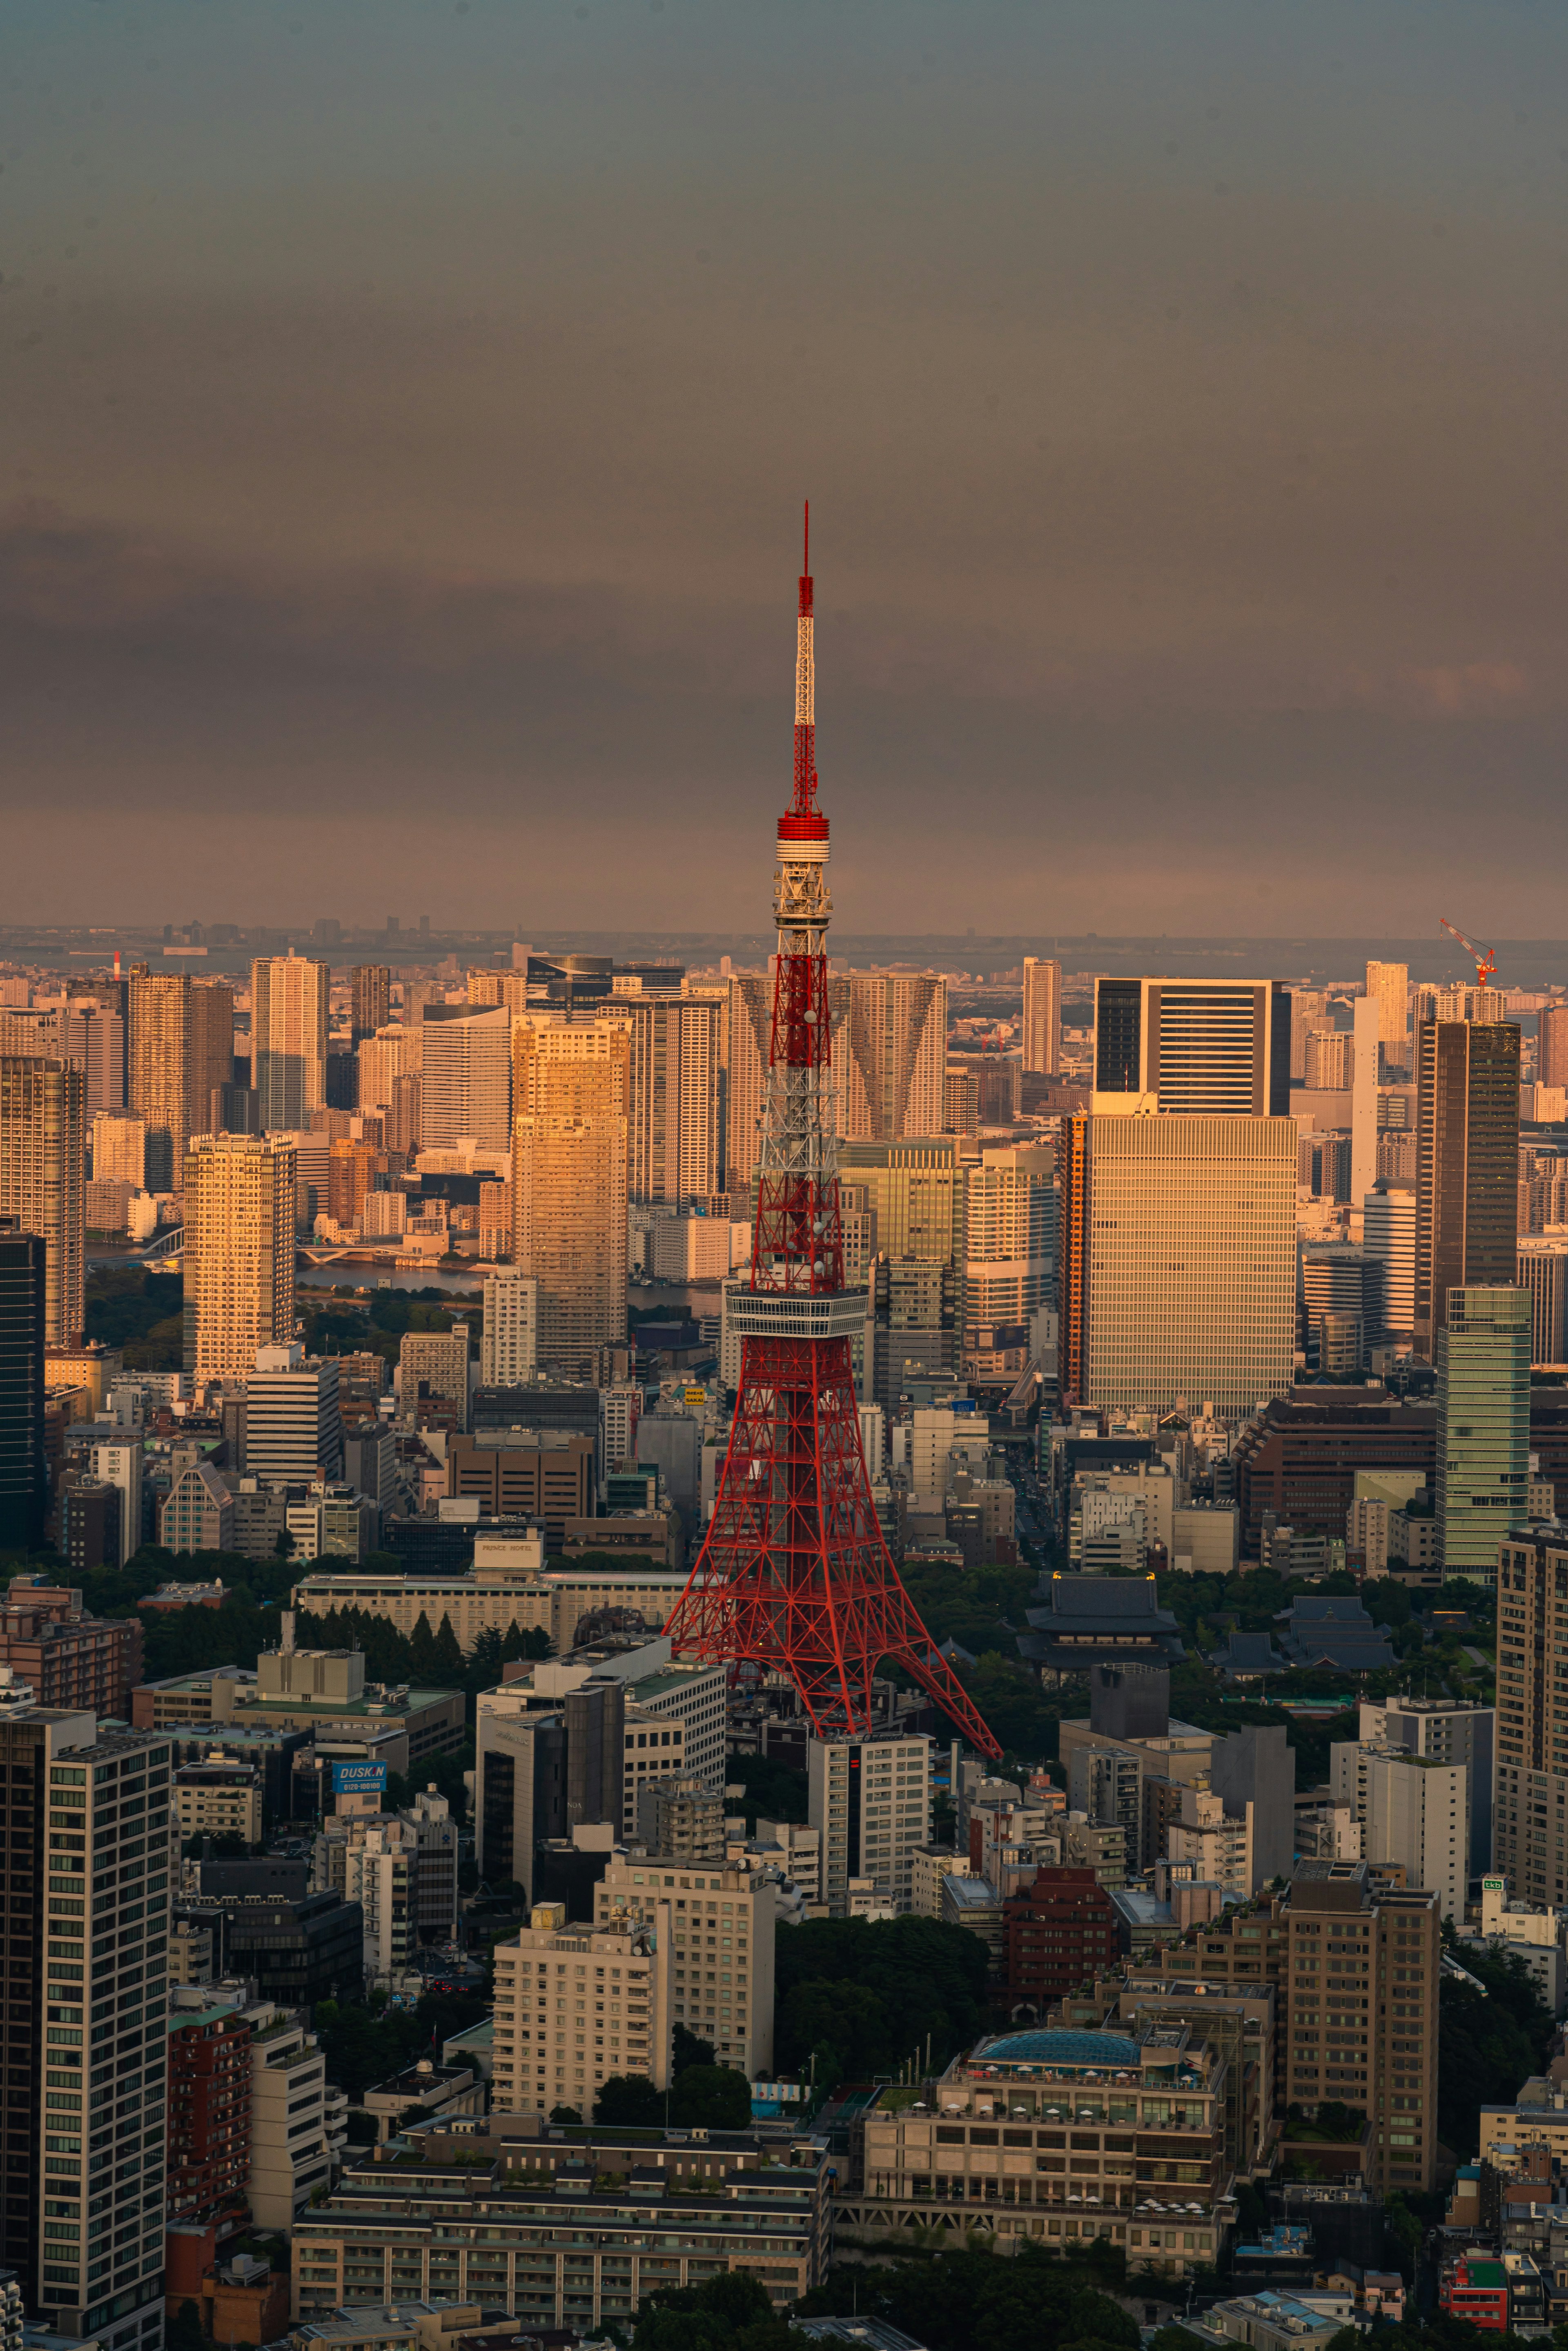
[2,1,1564,933]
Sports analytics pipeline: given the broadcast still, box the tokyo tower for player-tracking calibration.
[664,511,1002,1760]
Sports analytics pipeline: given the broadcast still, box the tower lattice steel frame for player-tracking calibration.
[664,512,1001,1758]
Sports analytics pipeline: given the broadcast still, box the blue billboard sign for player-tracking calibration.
[332,1760,388,1797]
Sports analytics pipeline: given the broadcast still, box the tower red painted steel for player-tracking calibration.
[665,511,1001,1759]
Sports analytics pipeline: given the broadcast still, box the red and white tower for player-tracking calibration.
[665,512,1001,1759]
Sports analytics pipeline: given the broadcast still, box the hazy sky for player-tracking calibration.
[2,0,1565,935]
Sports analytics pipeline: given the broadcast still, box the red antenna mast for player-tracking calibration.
[664,511,1001,1760]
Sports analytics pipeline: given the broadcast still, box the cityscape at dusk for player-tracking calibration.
[2,7,1566,2350]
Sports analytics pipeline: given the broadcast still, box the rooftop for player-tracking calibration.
[971,2028,1137,2069]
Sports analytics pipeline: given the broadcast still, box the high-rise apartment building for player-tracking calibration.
[617,990,728,1205]
[1494,1528,1568,1908]
[962,1143,1055,1326]
[1021,956,1061,1076]
[87,1441,144,1571]
[350,965,391,1043]
[1093,976,1292,1114]
[1537,1003,1568,1092]
[0,1232,47,1555]
[1366,961,1411,1073]
[183,1134,297,1383]
[511,1018,630,1368]
[56,1005,126,1120]
[1082,1114,1296,1417]
[0,1056,85,1347]
[23,1720,173,2346]
[1304,1029,1354,1090]
[1284,1863,1439,2192]
[355,1023,420,1117]
[246,1345,343,1483]
[481,1268,538,1386]
[127,967,189,1192]
[1436,1286,1530,1580]
[840,973,947,1141]
[1413,1018,1520,1357]
[419,1007,512,1151]
[1289,989,1327,1082]
[1363,1183,1417,1344]
[594,1855,775,2077]
[189,979,236,1140]
[91,1115,145,1192]
[807,1733,931,1914]
[250,955,329,1131]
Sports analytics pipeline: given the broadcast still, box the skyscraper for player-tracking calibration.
[511,1016,630,1367]
[350,964,391,1042]
[1058,1109,1089,1404]
[0,1230,46,1554]
[963,1142,1055,1326]
[1083,1114,1296,1417]
[1363,1182,1417,1344]
[183,1134,297,1383]
[1494,1529,1568,1909]
[1517,1236,1568,1368]
[356,1022,420,1117]
[127,966,189,1192]
[1365,960,1410,1074]
[91,1114,145,1192]
[55,1003,125,1119]
[840,1134,967,1401]
[1021,956,1061,1076]
[189,977,236,1139]
[839,972,947,1141]
[419,1006,511,1150]
[1093,976,1292,1113]
[617,990,727,1204]
[1289,988,1328,1082]
[1435,1286,1530,1578]
[0,1056,85,1347]
[251,954,329,1131]
[1413,1018,1520,1357]
[25,1722,173,2345]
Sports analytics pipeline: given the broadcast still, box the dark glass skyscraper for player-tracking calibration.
[0,1228,45,1555]
[1414,1020,1521,1359]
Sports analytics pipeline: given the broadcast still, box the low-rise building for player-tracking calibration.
[0,1577,143,1720]
[1439,2252,1512,2331]
[290,2131,833,2332]
[361,2057,484,2143]
[132,1646,465,1771]
[849,2022,1235,2274]
[175,1756,264,1845]
[244,1997,334,2230]
[1180,2293,1344,2351]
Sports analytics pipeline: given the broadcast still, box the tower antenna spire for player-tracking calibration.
[664,511,1001,1761]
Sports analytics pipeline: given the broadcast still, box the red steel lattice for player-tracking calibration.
[665,512,1000,1759]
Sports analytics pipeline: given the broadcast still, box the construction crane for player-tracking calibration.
[1439,916,1498,990]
